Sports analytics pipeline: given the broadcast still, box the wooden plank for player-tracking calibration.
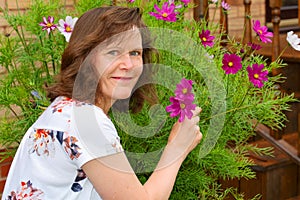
[243,0,252,44]
[299,0,300,26]
[286,196,300,200]
[219,178,239,200]
[298,113,300,157]
[277,139,298,156]
[255,123,300,166]
[240,173,263,199]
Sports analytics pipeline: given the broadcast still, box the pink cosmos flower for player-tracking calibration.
[169,0,183,9]
[221,1,230,10]
[247,42,262,51]
[199,30,215,47]
[57,16,78,42]
[252,20,273,43]
[127,0,135,2]
[181,0,191,6]
[166,78,196,122]
[222,53,242,74]
[149,2,179,22]
[39,16,57,34]
[174,78,194,100]
[166,97,196,122]
[247,63,268,88]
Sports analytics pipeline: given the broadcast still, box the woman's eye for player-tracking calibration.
[129,51,142,56]
[107,50,119,56]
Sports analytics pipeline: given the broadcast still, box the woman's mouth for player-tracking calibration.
[112,77,133,81]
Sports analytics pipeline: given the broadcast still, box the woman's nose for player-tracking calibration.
[119,53,134,70]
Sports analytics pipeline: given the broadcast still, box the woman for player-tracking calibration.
[3,6,201,200]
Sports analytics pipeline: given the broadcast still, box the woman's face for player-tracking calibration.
[92,29,143,106]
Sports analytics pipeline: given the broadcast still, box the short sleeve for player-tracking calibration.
[69,103,123,167]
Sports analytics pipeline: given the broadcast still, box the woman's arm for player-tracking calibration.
[82,107,202,200]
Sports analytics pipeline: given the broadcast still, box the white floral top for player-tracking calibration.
[2,96,123,200]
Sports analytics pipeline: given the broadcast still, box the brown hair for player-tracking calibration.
[47,6,158,113]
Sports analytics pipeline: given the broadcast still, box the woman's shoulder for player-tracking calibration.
[50,96,92,113]
[33,96,96,130]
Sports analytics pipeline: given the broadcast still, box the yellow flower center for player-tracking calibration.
[258,30,262,35]
[254,74,259,79]
[162,13,168,18]
[46,23,53,28]
[182,88,187,94]
[65,26,72,32]
[228,62,233,67]
[180,103,186,109]
[202,37,207,42]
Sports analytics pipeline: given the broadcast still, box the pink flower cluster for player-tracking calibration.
[149,0,191,22]
[166,78,196,122]
[221,53,268,88]
[39,15,78,42]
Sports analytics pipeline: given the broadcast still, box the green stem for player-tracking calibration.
[202,104,253,123]
[203,4,209,23]
[211,3,218,26]
[8,105,20,120]
[6,37,23,87]
[226,74,229,95]
[226,86,251,121]
[203,86,252,123]
[38,36,51,78]
[48,33,56,73]
[14,1,35,71]
[274,45,288,63]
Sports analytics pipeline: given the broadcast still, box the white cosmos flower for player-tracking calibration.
[58,16,78,42]
[286,31,300,51]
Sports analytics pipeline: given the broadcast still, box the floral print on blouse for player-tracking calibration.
[3,96,123,200]
[5,180,44,200]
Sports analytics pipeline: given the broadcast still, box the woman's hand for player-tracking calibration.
[83,107,202,200]
[168,106,202,156]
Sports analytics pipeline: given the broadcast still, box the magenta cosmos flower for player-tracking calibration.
[39,16,57,34]
[166,97,196,122]
[222,53,242,74]
[247,42,262,51]
[57,16,78,42]
[252,20,273,43]
[221,1,230,10]
[166,78,196,122]
[247,64,268,88]
[174,78,194,100]
[169,0,183,9]
[149,2,178,22]
[181,0,191,6]
[199,30,215,47]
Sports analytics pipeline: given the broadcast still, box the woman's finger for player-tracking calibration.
[192,106,202,116]
[193,116,200,124]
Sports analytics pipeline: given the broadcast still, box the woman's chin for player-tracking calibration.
[112,92,132,100]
